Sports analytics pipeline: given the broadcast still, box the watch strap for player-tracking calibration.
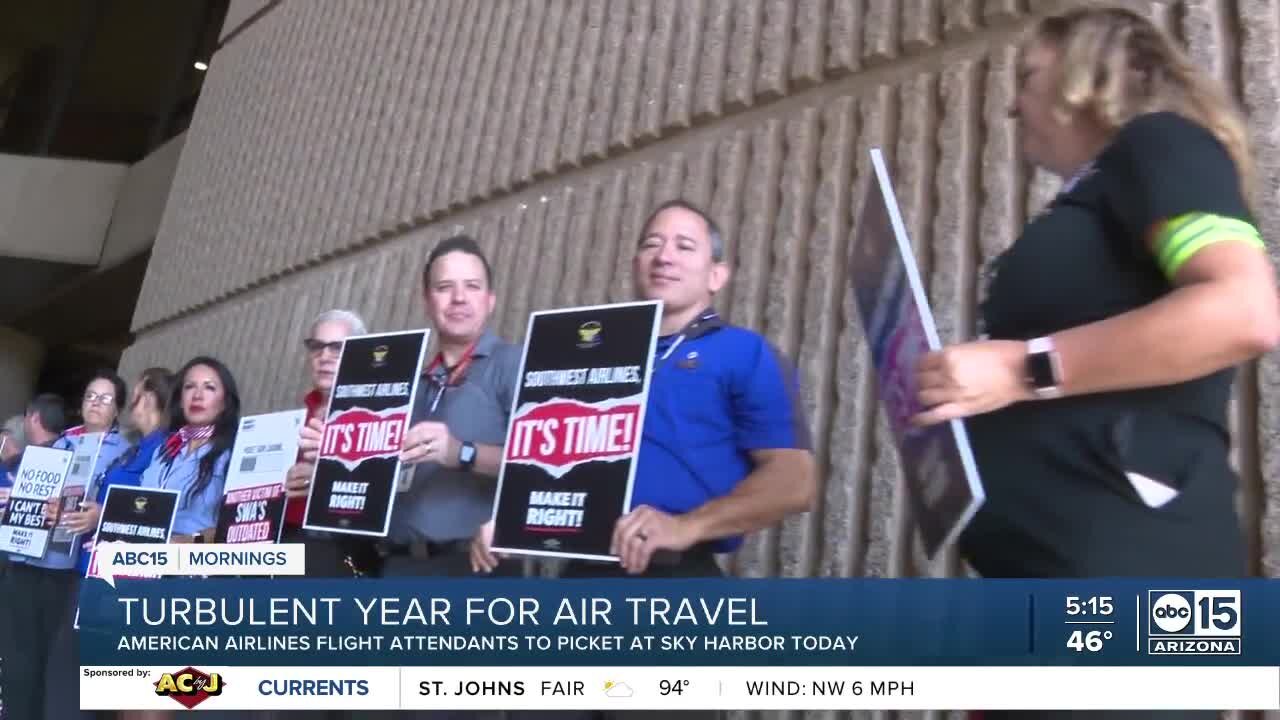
[1026,336,1063,399]
[458,440,477,470]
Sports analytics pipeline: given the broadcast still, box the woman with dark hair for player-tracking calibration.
[139,357,241,540]
[41,367,176,720]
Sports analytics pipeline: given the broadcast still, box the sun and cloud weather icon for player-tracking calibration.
[604,681,634,698]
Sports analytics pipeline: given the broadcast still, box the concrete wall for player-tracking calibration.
[0,153,127,264]
[126,0,1280,594]
[0,325,44,419]
[98,133,186,270]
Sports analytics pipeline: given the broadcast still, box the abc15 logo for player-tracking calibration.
[1147,590,1242,652]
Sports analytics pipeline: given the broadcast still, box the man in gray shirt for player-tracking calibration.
[293,235,521,578]
[387,234,523,575]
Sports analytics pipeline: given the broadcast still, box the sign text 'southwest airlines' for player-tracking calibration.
[505,395,643,480]
[320,406,410,471]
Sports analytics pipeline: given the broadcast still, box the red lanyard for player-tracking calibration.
[426,340,480,387]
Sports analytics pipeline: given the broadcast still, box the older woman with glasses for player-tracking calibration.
[283,309,382,578]
[1,370,129,720]
[40,368,177,720]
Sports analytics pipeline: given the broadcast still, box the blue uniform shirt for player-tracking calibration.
[138,440,230,536]
[0,455,14,491]
[15,427,132,571]
[74,429,166,576]
[630,312,811,553]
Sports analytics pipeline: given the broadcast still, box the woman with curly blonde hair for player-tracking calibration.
[915,2,1278,600]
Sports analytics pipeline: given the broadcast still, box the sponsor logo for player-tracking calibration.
[154,667,225,709]
[372,344,390,368]
[133,495,149,514]
[577,321,603,349]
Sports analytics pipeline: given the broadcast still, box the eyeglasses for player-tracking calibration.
[303,338,344,355]
[84,391,115,405]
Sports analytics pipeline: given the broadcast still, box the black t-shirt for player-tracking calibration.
[963,111,1250,577]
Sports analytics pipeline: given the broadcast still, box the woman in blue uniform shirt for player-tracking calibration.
[140,356,241,541]
[42,368,176,720]
[55,367,176,573]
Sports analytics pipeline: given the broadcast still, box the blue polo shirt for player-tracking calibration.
[0,455,13,493]
[631,312,811,553]
[74,429,166,576]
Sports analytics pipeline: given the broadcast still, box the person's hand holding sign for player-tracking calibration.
[297,417,323,462]
[285,417,324,499]
[60,501,100,534]
[470,519,498,573]
[912,340,1033,426]
[612,505,699,574]
[400,421,459,468]
[285,461,314,499]
[44,498,61,528]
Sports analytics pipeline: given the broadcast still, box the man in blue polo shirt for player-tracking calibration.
[473,199,816,578]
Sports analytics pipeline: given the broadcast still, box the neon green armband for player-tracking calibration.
[1153,212,1265,278]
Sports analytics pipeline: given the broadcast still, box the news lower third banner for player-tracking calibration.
[78,577,1280,711]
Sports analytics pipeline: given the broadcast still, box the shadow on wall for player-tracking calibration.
[0,325,45,418]
[34,341,124,428]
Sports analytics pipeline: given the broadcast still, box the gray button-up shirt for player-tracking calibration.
[389,328,522,543]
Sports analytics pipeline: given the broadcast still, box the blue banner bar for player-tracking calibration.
[78,578,1274,667]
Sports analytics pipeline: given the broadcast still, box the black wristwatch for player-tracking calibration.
[458,441,477,471]
[1025,336,1063,399]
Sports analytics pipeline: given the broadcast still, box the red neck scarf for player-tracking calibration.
[161,424,215,462]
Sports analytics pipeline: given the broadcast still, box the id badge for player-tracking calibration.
[396,465,415,493]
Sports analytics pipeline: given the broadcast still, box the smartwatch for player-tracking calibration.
[1026,336,1063,399]
[458,441,477,471]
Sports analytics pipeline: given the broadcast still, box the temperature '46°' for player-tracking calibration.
[1067,629,1112,652]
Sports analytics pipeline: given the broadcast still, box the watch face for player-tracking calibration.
[460,443,476,463]
[1027,351,1057,389]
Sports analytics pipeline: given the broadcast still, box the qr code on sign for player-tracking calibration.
[240,456,257,473]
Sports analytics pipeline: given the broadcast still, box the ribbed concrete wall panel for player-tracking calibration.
[130,1,1280,617]
[514,0,561,186]
[539,1,586,177]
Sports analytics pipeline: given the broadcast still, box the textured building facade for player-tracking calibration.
[126,0,1280,596]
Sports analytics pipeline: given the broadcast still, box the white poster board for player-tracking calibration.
[48,432,105,556]
[0,445,74,557]
[215,409,307,543]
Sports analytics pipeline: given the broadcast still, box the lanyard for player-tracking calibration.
[83,437,129,508]
[425,339,480,413]
[426,339,480,386]
[658,309,720,364]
